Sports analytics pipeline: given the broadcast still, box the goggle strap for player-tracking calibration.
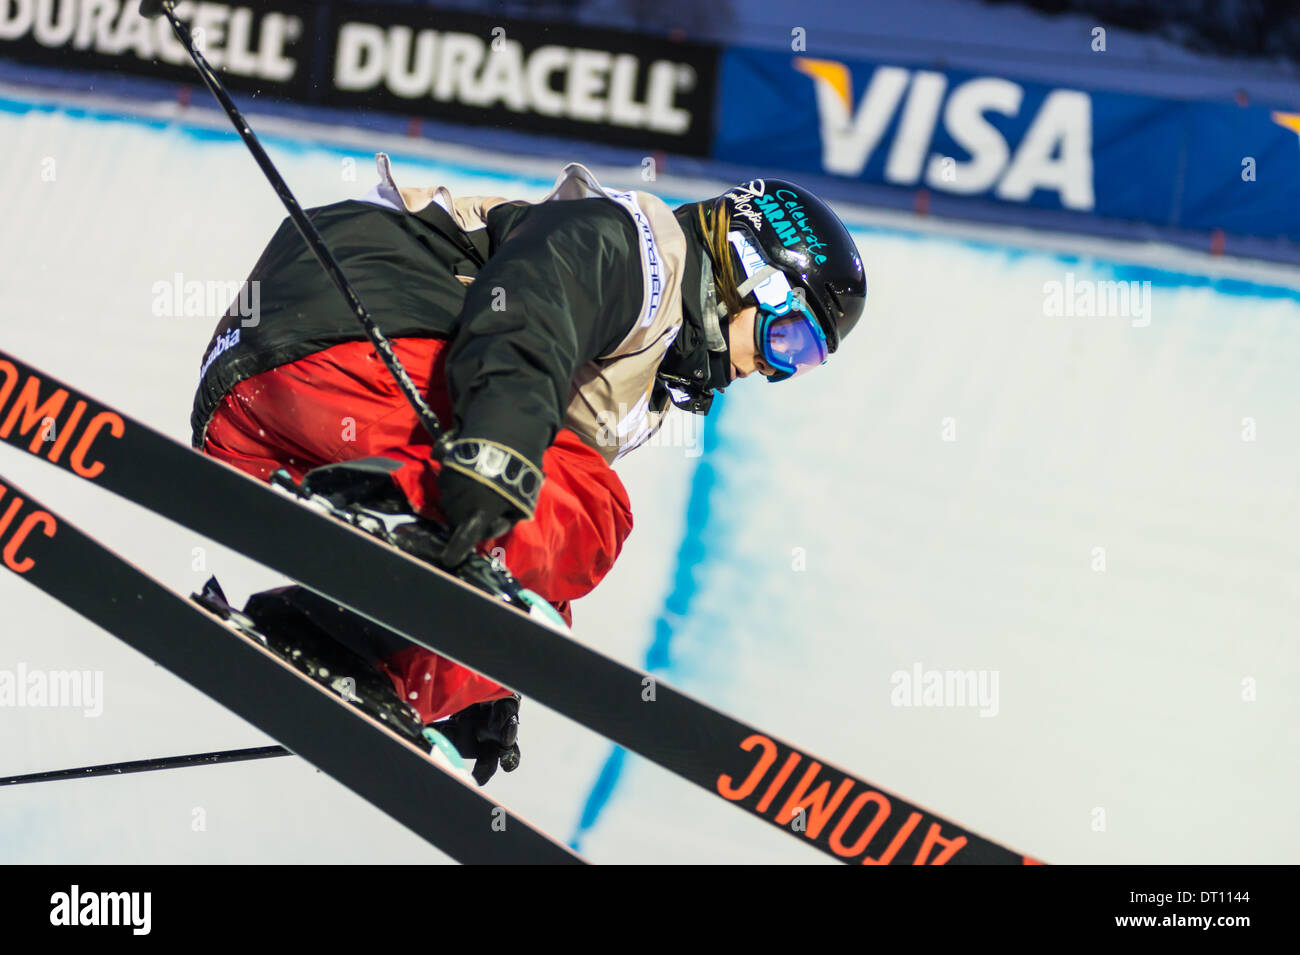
[714,266,779,320]
[733,265,778,302]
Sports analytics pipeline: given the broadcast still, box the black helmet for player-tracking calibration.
[711,179,866,352]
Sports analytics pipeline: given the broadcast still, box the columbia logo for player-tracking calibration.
[199,327,241,380]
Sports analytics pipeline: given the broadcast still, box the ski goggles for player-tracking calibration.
[728,233,829,383]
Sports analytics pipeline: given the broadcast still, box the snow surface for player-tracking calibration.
[1,90,1297,864]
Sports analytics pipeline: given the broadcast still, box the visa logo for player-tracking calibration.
[795,59,1094,211]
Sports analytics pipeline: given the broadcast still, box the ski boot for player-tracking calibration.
[212,456,561,785]
[192,577,470,780]
[234,580,522,786]
[267,457,569,635]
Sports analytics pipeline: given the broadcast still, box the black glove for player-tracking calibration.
[436,438,544,566]
[437,466,519,543]
[432,693,522,786]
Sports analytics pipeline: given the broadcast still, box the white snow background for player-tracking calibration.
[1,90,1297,864]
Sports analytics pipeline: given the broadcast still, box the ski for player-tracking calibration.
[0,471,584,864]
[0,351,1038,864]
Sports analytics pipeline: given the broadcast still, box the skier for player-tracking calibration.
[190,156,866,782]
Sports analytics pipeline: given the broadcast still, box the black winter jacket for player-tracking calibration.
[191,194,717,467]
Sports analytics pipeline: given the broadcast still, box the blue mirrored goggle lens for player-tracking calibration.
[759,301,829,382]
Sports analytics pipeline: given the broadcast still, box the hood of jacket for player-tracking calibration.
[656,203,733,414]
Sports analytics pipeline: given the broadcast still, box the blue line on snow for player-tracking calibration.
[569,402,728,851]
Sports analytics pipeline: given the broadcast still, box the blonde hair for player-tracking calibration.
[696,200,747,320]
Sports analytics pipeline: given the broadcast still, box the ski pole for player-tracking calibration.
[137,0,447,449]
[0,745,291,787]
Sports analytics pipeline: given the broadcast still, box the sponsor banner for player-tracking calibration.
[324,2,716,155]
[0,0,316,99]
[0,0,716,155]
[713,47,1300,241]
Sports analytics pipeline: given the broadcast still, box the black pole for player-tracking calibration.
[0,745,291,787]
[138,0,447,449]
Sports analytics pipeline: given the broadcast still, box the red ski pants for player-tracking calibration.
[203,337,633,723]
